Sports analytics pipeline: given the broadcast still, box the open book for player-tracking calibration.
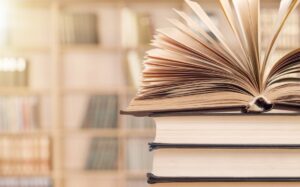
[125,0,300,115]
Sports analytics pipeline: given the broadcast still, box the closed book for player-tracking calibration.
[151,148,300,179]
[152,114,300,145]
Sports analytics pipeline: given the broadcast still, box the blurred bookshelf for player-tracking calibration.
[0,0,299,187]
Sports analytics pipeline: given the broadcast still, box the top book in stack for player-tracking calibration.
[123,0,300,116]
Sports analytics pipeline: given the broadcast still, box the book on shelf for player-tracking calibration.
[126,115,154,129]
[121,8,154,48]
[85,138,118,170]
[81,95,118,129]
[123,0,300,115]
[127,138,153,171]
[124,50,143,89]
[0,136,51,176]
[122,0,300,185]
[0,96,40,132]
[61,12,99,45]
[0,58,28,87]
[0,177,52,187]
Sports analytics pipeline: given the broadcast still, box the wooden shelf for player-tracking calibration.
[64,170,147,179]
[61,44,151,53]
[0,88,49,96]
[125,171,147,179]
[60,0,183,5]
[124,129,155,138]
[0,171,52,177]
[63,87,135,95]
[62,45,122,53]
[63,129,120,137]
[11,0,52,8]
[64,170,119,177]
[0,46,50,55]
[123,45,152,52]
[0,130,51,136]
[61,129,155,138]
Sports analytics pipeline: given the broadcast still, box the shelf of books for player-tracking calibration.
[0,1,53,186]
[58,1,182,187]
[1,0,299,187]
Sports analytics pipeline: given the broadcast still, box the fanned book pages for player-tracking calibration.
[124,0,300,115]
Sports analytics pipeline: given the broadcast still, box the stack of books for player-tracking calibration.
[123,0,300,186]
[147,114,300,186]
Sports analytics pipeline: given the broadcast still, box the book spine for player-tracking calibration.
[127,138,152,171]
[85,138,118,170]
[148,143,300,151]
[0,96,39,131]
[0,177,51,187]
[147,173,300,184]
[0,58,28,87]
[0,136,50,176]
[61,12,99,45]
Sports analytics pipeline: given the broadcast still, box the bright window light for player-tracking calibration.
[0,1,10,45]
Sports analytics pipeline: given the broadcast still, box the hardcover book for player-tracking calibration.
[123,0,300,115]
